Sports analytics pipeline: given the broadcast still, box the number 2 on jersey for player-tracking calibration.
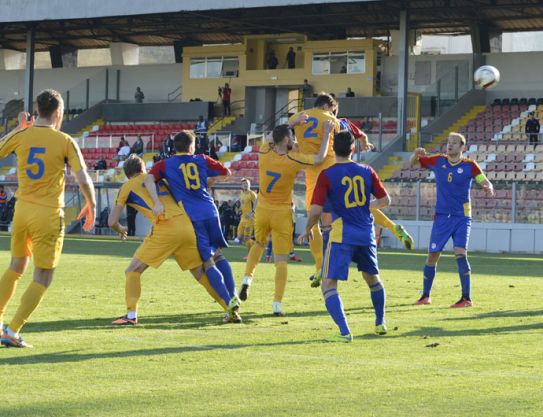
[303,117,318,138]
[265,170,281,192]
[342,175,366,208]
[26,147,46,180]
[179,162,201,190]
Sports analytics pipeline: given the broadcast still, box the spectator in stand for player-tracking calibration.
[302,79,313,98]
[267,50,278,69]
[134,87,144,103]
[346,88,355,98]
[116,140,131,161]
[340,65,347,73]
[195,116,209,155]
[117,137,129,153]
[286,47,296,69]
[94,156,107,170]
[132,136,144,157]
[219,83,232,116]
[525,112,540,145]
[231,136,240,152]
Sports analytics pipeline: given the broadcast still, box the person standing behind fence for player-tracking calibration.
[219,83,232,116]
[525,112,540,145]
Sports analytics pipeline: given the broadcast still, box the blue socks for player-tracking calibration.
[266,239,273,257]
[369,281,386,325]
[205,266,231,305]
[323,288,350,336]
[214,256,236,298]
[456,255,471,299]
[422,264,436,296]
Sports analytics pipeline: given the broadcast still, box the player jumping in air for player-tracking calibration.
[411,132,494,308]
[300,129,390,341]
[108,155,239,325]
[239,122,330,316]
[0,90,96,348]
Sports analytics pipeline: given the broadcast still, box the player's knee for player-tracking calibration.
[9,256,29,274]
[33,268,54,288]
[190,266,204,280]
[213,253,226,263]
[203,258,215,271]
[274,254,288,264]
[362,273,379,287]
[321,277,336,293]
[426,252,440,266]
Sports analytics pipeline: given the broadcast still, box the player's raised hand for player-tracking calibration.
[358,132,374,152]
[17,112,34,130]
[291,112,308,127]
[152,200,165,218]
[323,119,335,136]
[77,202,96,232]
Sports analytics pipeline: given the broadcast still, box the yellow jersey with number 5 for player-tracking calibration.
[257,143,315,209]
[0,126,86,208]
[290,108,339,158]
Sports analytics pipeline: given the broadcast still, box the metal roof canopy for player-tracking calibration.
[2,0,543,52]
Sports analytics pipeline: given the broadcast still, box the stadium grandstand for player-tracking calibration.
[1,0,543,253]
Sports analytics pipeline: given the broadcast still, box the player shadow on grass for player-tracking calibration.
[441,308,543,321]
[0,339,325,366]
[398,322,543,338]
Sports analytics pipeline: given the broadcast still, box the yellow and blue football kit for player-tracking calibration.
[114,173,201,271]
[254,143,315,255]
[237,190,257,240]
[290,108,340,209]
[0,126,85,268]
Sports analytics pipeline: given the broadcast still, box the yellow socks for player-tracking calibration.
[0,269,22,325]
[125,272,141,313]
[244,243,265,277]
[309,224,323,272]
[198,274,228,311]
[9,281,47,334]
[274,261,288,302]
[371,208,396,232]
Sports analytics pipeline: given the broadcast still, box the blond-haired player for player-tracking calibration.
[108,155,240,324]
[0,90,96,348]
[239,122,331,316]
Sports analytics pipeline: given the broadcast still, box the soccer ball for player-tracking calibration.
[474,65,500,90]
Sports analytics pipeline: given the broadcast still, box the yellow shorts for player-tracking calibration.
[134,214,201,270]
[305,156,335,209]
[11,200,64,269]
[254,205,293,255]
[237,217,254,240]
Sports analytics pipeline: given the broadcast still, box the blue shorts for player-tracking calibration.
[193,217,228,261]
[322,242,379,280]
[429,214,471,253]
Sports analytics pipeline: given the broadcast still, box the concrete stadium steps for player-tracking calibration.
[76,119,105,138]
[378,156,404,181]
[208,116,236,134]
[424,105,486,152]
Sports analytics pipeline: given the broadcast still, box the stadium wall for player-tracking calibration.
[0,64,182,111]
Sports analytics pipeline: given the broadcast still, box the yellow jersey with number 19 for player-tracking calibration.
[257,143,315,209]
[0,125,85,208]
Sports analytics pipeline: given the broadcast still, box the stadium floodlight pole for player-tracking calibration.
[23,27,36,114]
[397,8,409,150]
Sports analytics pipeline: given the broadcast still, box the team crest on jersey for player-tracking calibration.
[431,243,437,249]
[457,168,463,174]
[441,164,447,169]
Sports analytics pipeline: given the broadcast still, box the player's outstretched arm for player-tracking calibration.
[108,205,128,240]
[478,176,495,197]
[314,120,334,164]
[288,111,308,128]
[74,170,97,232]
[298,204,323,244]
[410,147,426,166]
[143,174,165,217]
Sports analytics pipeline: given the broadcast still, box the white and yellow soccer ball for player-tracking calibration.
[474,65,500,90]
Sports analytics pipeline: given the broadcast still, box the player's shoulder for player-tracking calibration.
[259,143,272,154]
[460,156,477,165]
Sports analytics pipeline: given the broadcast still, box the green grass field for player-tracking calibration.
[0,235,542,417]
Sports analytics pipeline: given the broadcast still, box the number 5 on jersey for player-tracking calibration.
[26,147,46,180]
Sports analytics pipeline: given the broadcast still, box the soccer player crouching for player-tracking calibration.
[299,129,390,342]
[411,133,494,308]
[144,131,241,322]
[108,155,239,325]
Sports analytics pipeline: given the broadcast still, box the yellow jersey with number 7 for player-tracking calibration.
[0,126,85,208]
[257,143,315,209]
